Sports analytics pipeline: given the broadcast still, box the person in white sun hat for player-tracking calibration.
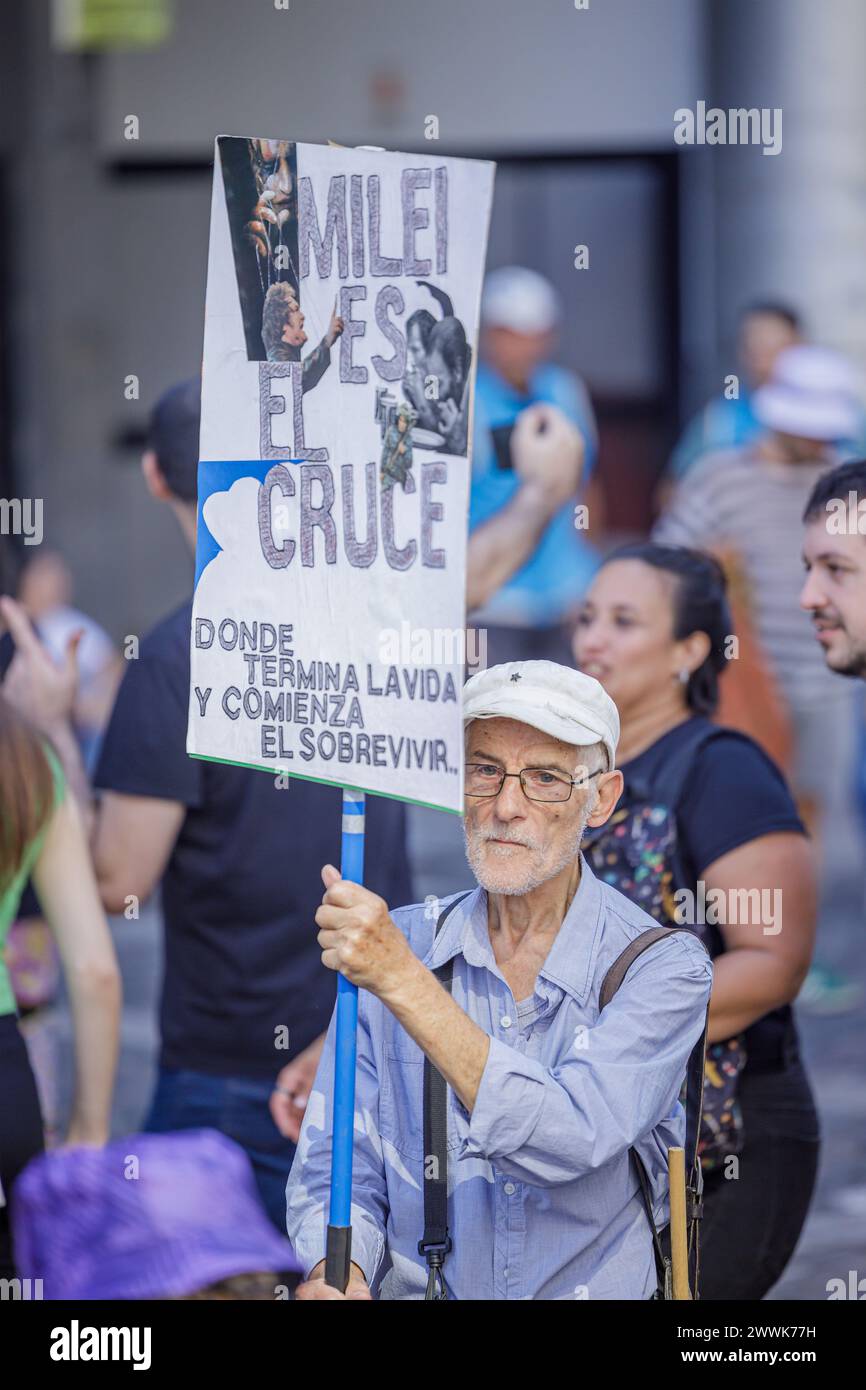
[750,344,863,445]
[287,660,711,1301]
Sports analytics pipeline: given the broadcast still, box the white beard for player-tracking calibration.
[462,799,593,897]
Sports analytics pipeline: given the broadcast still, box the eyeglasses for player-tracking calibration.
[465,763,604,804]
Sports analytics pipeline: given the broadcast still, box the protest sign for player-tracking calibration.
[187,137,495,813]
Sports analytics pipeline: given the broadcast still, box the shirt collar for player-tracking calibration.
[423,887,488,973]
[422,855,606,1005]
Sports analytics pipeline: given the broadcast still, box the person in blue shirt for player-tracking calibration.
[469,267,598,661]
[288,661,712,1301]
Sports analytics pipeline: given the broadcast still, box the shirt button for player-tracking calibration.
[504,1182,516,1195]
[500,1015,513,1029]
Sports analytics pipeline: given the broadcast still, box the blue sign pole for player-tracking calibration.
[324,787,365,1291]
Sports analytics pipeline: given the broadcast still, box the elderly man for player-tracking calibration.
[286,661,712,1300]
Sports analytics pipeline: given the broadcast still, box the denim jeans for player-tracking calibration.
[145,1067,296,1235]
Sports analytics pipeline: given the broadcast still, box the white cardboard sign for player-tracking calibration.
[187,138,495,812]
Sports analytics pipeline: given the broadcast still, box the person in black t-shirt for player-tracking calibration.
[573,541,819,1301]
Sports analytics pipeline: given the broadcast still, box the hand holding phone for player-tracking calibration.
[508,404,585,509]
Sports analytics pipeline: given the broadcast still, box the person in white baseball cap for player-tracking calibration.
[472,268,599,661]
[481,266,562,337]
[291,659,712,1301]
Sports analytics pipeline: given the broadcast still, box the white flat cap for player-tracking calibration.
[481,266,561,335]
[463,660,619,769]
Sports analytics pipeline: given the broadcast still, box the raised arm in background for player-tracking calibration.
[465,404,585,612]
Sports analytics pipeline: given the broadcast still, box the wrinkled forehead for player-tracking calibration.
[465,715,585,767]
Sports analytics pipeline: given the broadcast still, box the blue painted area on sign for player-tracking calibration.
[194,457,303,588]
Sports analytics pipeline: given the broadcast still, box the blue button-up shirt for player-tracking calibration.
[285,856,712,1300]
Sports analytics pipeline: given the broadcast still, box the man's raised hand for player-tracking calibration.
[315,865,417,1000]
[511,402,585,511]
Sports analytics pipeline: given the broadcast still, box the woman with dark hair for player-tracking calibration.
[573,542,819,1301]
[0,692,120,1278]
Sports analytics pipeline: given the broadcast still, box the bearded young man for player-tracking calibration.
[801,458,866,679]
[797,460,866,1014]
[286,661,712,1301]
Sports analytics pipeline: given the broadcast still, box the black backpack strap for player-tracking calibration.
[626,719,758,908]
[600,926,710,1299]
[627,718,722,810]
[420,891,472,1300]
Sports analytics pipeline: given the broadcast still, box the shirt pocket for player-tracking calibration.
[379,1038,463,1160]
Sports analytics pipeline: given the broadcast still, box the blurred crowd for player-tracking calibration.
[1,262,865,1300]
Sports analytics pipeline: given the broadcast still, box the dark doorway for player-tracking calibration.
[484,153,679,535]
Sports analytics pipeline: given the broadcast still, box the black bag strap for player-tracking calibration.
[600,925,710,1299]
[623,717,738,812]
[420,891,472,1300]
